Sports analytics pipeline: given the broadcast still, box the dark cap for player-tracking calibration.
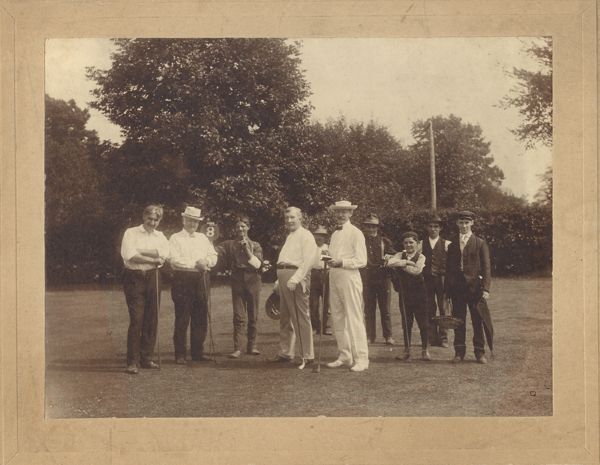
[402,231,419,241]
[235,215,251,227]
[457,210,475,220]
[362,213,380,226]
[426,214,443,224]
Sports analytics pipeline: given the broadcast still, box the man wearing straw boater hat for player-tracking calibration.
[271,207,318,368]
[309,226,331,335]
[361,213,396,346]
[215,214,265,359]
[325,200,369,372]
[168,206,218,364]
[444,210,492,364]
[120,204,170,374]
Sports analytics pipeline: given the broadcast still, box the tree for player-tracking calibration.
[534,166,552,206]
[501,37,552,149]
[405,115,505,210]
[87,39,315,246]
[45,95,113,282]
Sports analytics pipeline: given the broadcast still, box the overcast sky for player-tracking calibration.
[45,38,551,201]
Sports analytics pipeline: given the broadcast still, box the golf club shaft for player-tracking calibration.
[291,284,306,367]
[155,267,161,369]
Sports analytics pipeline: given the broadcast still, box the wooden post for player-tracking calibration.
[429,119,437,212]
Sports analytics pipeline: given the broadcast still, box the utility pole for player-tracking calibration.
[429,119,437,212]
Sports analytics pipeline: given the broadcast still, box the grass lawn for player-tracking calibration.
[45,277,552,417]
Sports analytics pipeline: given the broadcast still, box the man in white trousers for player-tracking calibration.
[271,207,318,366]
[325,200,369,372]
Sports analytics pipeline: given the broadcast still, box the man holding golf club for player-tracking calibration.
[120,204,170,375]
[325,200,369,372]
[215,214,264,359]
[168,206,218,364]
[271,207,318,368]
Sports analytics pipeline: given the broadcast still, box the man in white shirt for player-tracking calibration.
[121,204,170,374]
[168,206,218,364]
[325,200,369,372]
[272,207,318,366]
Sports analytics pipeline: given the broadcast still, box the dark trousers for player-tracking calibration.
[363,273,392,341]
[231,272,261,351]
[424,274,447,344]
[309,269,330,333]
[123,269,160,365]
[171,271,208,360]
[450,276,485,357]
[398,291,429,350]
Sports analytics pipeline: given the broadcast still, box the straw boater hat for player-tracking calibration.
[313,225,329,236]
[181,206,204,221]
[362,213,380,226]
[329,200,358,211]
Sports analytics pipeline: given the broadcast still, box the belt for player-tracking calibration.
[277,264,298,270]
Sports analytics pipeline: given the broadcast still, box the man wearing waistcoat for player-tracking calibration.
[360,213,396,345]
[421,214,451,347]
[444,210,492,364]
[215,215,264,359]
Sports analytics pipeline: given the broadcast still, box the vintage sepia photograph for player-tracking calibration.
[45,37,552,418]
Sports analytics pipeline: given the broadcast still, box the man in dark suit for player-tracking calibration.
[360,213,396,345]
[421,214,451,348]
[444,210,491,364]
[215,215,264,359]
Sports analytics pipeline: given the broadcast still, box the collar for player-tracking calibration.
[429,236,439,246]
[405,250,418,260]
[138,224,157,235]
[460,231,473,241]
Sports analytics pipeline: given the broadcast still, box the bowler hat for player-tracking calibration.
[457,210,475,220]
[182,206,204,221]
[362,213,380,226]
[313,226,328,236]
[329,200,358,211]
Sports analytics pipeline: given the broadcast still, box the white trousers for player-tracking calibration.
[277,269,314,360]
[329,268,369,364]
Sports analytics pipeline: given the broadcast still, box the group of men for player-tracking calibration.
[120,200,492,374]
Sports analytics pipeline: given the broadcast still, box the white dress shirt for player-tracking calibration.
[328,221,367,269]
[169,229,218,272]
[277,227,319,284]
[121,224,170,271]
[428,236,451,252]
[403,250,426,276]
[459,231,473,252]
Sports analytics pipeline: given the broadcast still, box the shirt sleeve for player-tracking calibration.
[248,241,263,269]
[206,237,218,268]
[158,232,170,261]
[289,231,318,284]
[342,229,368,269]
[168,235,195,270]
[120,228,136,262]
[445,240,451,252]
[404,254,426,275]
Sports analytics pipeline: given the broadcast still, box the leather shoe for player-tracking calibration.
[441,341,449,348]
[326,359,351,368]
[324,328,333,335]
[452,355,464,363]
[269,355,292,363]
[140,360,159,369]
[193,355,212,362]
[175,357,186,365]
[385,337,395,346]
[247,348,260,355]
[395,350,411,361]
[476,355,488,364]
[125,364,138,374]
[421,350,432,361]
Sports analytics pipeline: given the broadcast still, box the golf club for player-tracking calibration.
[155,266,162,370]
[204,271,217,364]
